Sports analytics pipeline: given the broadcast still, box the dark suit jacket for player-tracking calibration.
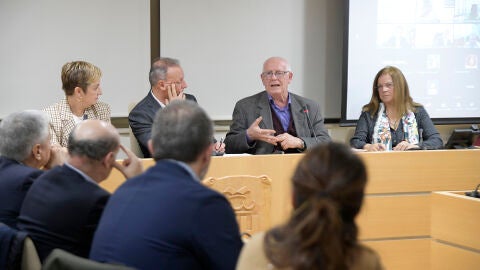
[90,160,243,270]
[225,91,331,154]
[17,165,110,262]
[350,106,443,150]
[128,91,197,158]
[0,157,43,229]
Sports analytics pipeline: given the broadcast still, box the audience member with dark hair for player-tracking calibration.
[17,120,142,262]
[236,142,384,270]
[0,110,65,229]
[43,61,111,147]
[91,100,242,270]
[350,66,443,151]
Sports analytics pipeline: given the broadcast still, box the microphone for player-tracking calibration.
[303,105,319,143]
[465,184,480,198]
[83,114,88,120]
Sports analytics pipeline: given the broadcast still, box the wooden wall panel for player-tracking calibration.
[431,241,480,270]
[358,194,430,239]
[363,239,431,270]
[431,191,480,250]
[359,150,480,194]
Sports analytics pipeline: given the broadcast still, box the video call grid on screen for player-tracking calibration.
[344,0,480,122]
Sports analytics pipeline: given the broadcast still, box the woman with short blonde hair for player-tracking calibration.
[43,61,110,147]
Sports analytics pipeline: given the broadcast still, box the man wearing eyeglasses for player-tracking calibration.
[225,57,331,154]
[130,57,215,158]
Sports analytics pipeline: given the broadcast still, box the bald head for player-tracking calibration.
[72,120,118,141]
[68,120,120,161]
[263,57,291,72]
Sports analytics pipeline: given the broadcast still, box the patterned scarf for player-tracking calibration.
[372,103,419,151]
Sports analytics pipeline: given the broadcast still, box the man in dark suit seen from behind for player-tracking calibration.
[17,120,143,262]
[225,56,331,154]
[90,100,243,270]
[129,57,197,158]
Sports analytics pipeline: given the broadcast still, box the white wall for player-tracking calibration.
[160,0,345,120]
[0,0,151,118]
[0,0,345,120]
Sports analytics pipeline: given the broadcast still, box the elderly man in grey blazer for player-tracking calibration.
[225,57,331,154]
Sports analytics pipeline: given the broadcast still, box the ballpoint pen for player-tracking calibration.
[213,137,224,156]
[218,137,224,148]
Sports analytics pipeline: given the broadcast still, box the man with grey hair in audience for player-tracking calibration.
[18,119,143,262]
[90,100,242,270]
[0,110,64,229]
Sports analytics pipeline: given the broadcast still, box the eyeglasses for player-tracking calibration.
[164,80,183,86]
[375,82,394,90]
[261,70,291,79]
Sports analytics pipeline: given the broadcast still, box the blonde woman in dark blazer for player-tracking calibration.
[43,61,110,147]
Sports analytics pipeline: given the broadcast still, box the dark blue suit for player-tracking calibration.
[128,91,197,158]
[90,160,243,270]
[0,156,43,229]
[17,164,110,262]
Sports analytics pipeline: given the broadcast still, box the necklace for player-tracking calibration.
[389,118,399,130]
[386,111,399,130]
